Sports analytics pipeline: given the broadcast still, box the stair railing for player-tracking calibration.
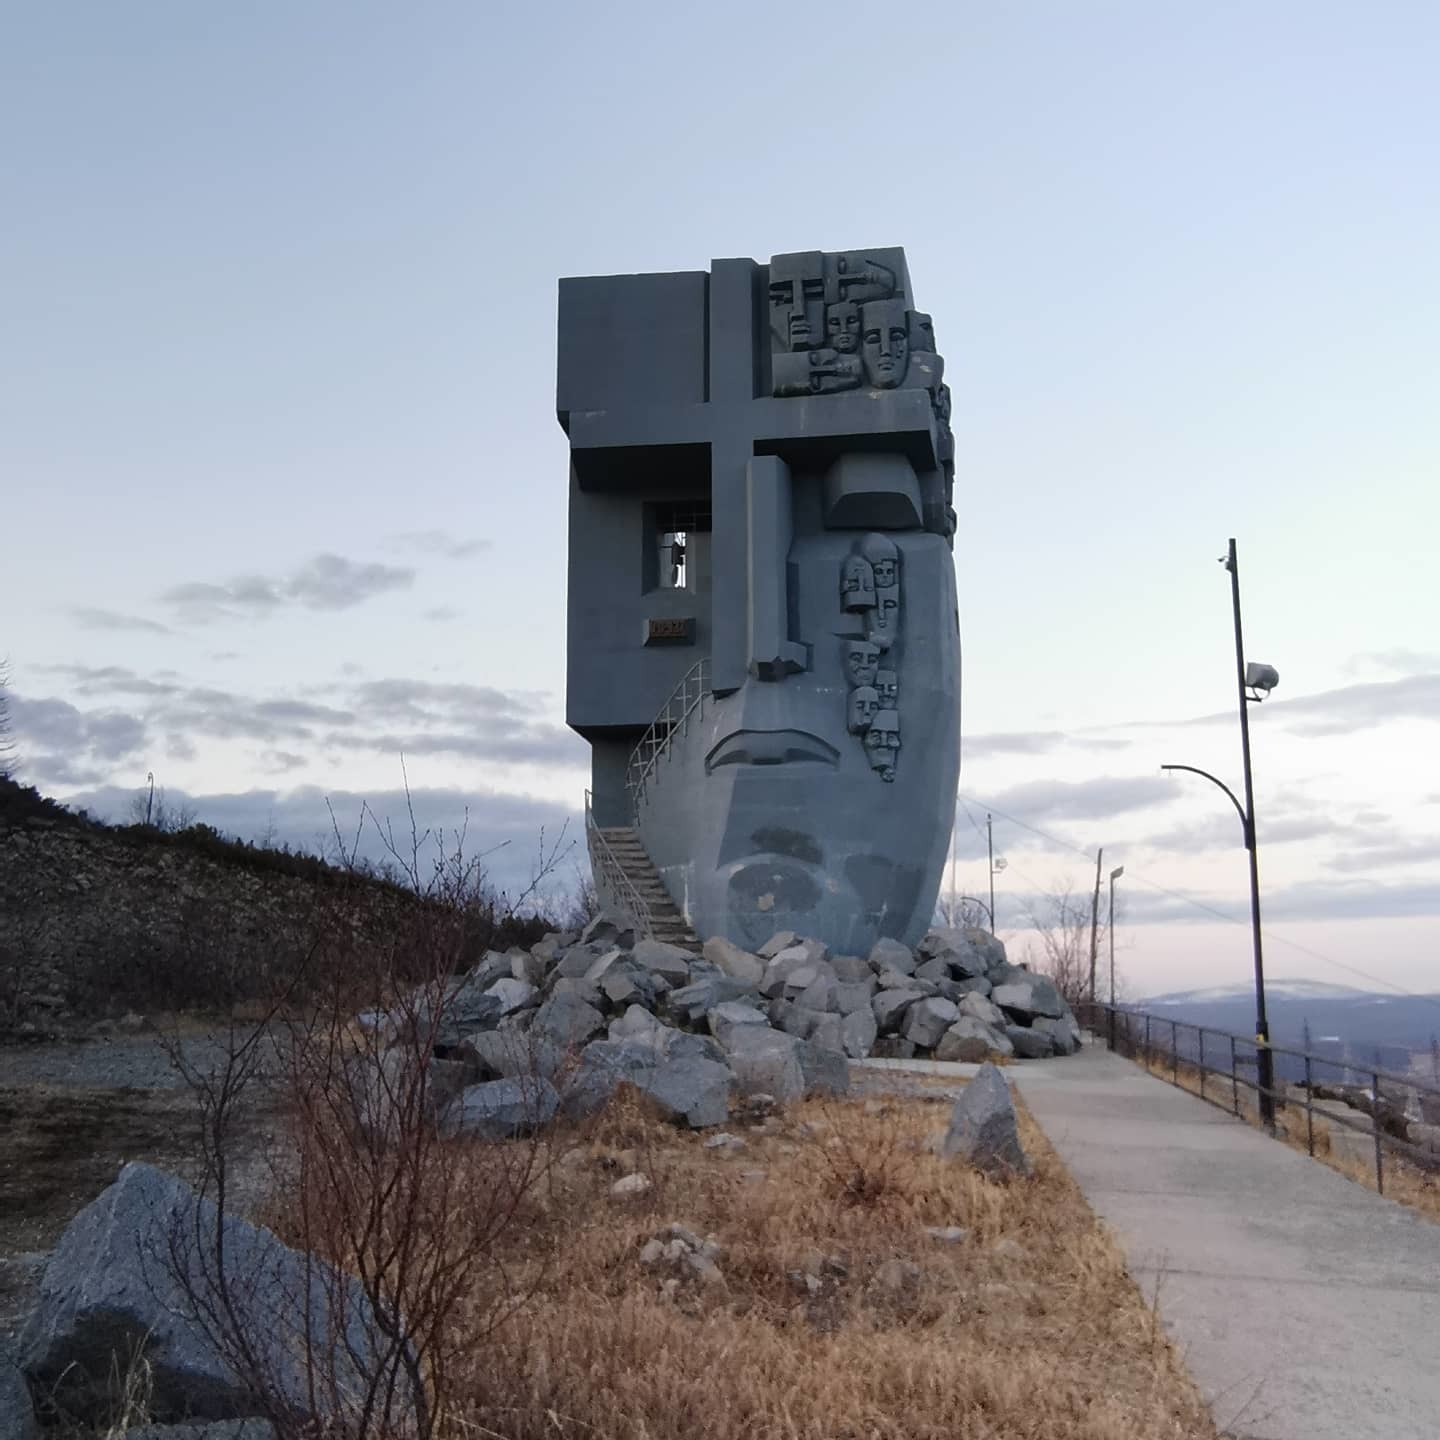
[626,657,709,813]
[584,788,654,938]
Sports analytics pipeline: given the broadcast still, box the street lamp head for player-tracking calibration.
[1245,662,1279,699]
[992,857,1007,873]
[1110,865,1124,881]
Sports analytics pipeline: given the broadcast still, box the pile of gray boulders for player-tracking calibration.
[358,916,1081,1140]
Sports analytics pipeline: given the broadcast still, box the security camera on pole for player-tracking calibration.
[1161,538,1279,1131]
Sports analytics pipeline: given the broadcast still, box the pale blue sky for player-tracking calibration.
[3,3,1437,993]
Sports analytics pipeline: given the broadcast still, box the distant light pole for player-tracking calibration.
[986,813,1006,930]
[1108,865,1124,1006]
[1162,537,1279,1130]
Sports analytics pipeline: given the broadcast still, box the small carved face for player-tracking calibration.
[875,669,898,707]
[769,253,826,351]
[906,310,936,353]
[848,685,880,733]
[859,532,899,589]
[871,587,900,643]
[840,554,876,611]
[861,300,909,387]
[825,301,862,354]
[844,640,881,688]
[863,710,901,780]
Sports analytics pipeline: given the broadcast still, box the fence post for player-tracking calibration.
[1145,1014,1152,1069]
[1373,1070,1385,1196]
[1107,1004,1116,1052]
[1199,1029,1206,1102]
[1171,1019,1179,1083]
[1304,1052,1314,1156]
[1230,1034,1239,1116]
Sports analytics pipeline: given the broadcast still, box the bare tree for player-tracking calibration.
[1020,879,1114,1009]
[0,656,17,779]
[932,894,994,932]
[125,780,199,833]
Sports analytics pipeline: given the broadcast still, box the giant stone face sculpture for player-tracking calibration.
[558,246,959,953]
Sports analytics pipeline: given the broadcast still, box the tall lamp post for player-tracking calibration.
[1108,865,1124,1006]
[1162,537,1279,1130]
[986,813,1007,930]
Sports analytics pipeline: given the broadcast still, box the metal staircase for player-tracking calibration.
[584,791,700,949]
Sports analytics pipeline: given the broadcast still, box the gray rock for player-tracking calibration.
[1033,1016,1079,1056]
[955,974,992,998]
[759,952,810,998]
[439,1075,562,1138]
[582,946,629,983]
[461,1026,566,1080]
[872,988,925,1033]
[913,956,951,984]
[531,990,606,1049]
[553,944,601,979]
[958,991,1006,1028]
[0,1361,36,1440]
[663,975,759,1026]
[877,968,936,996]
[1408,1122,1440,1156]
[485,977,539,1015]
[842,1007,878,1059]
[721,1026,805,1104]
[871,1036,917,1059]
[632,939,696,986]
[346,1049,468,1143]
[562,1039,662,1118]
[934,1016,1014,1063]
[597,965,646,1009]
[991,977,1067,1021]
[796,1040,849,1097]
[1006,1025,1056,1059]
[702,936,765,987]
[835,979,877,1015]
[706,1000,770,1048]
[549,976,603,1010]
[942,1063,1030,1177]
[831,954,871,982]
[917,927,988,979]
[637,1054,733,1128]
[511,948,548,986]
[804,1012,846,1054]
[415,975,503,1046]
[868,938,915,975]
[530,933,565,965]
[757,929,800,959]
[903,996,960,1048]
[581,912,636,949]
[780,963,823,998]
[20,1164,414,1427]
[472,950,515,988]
[796,971,839,1013]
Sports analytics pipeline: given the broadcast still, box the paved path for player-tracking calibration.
[1007,1043,1440,1440]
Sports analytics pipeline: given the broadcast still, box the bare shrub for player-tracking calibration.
[0,656,17,779]
[1021,880,1112,1009]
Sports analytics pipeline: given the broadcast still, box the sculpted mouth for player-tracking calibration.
[705,729,840,773]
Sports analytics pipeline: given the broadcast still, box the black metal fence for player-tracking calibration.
[1074,1000,1440,1197]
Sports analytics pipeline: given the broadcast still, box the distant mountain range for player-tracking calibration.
[1132,978,1440,1085]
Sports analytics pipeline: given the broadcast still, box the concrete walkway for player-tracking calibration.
[1006,1043,1440,1440]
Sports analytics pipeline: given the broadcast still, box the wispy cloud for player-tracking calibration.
[387,530,491,561]
[160,553,414,624]
[71,607,172,635]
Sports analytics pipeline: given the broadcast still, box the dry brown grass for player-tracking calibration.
[413,1087,1219,1440]
[1129,1049,1440,1224]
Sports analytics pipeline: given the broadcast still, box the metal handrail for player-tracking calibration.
[1077,1000,1440,1196]
[625,657,709,812]
[583,789,653,939]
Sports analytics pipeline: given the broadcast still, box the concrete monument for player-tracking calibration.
[558,247,959,952]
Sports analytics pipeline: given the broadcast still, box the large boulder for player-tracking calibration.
[485,977,538,1016]
[842,1006,878,1059]
[903,996,960,1048]
[957,991,1006,1029]
[991,977,1067,1022]
[835,979,877,1015]
[580,913,636,949]
[872,988,925,1033]
[702,937,765,987]
[868,938,916,975]
[935,1016,1014,1063]
[759,952,810,999]
[1033,1015,1080,1056]
[662,975,758,1026]
[796,1040,850,1097]
[346,1049,468,1144]
[20,1163,417,1427]
[1006,1025,1056,1059]
[638,1054,733,1128]
[831,954,872,982]
[719,1025,806,1104]
[440,1076,561,1139]
[706,1000,770,1048]
[942,1063,1030,1178]
[756,930,800,959]
[531,991,606,1049]
[461,1026,566,1081]
[632,939,695,986]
